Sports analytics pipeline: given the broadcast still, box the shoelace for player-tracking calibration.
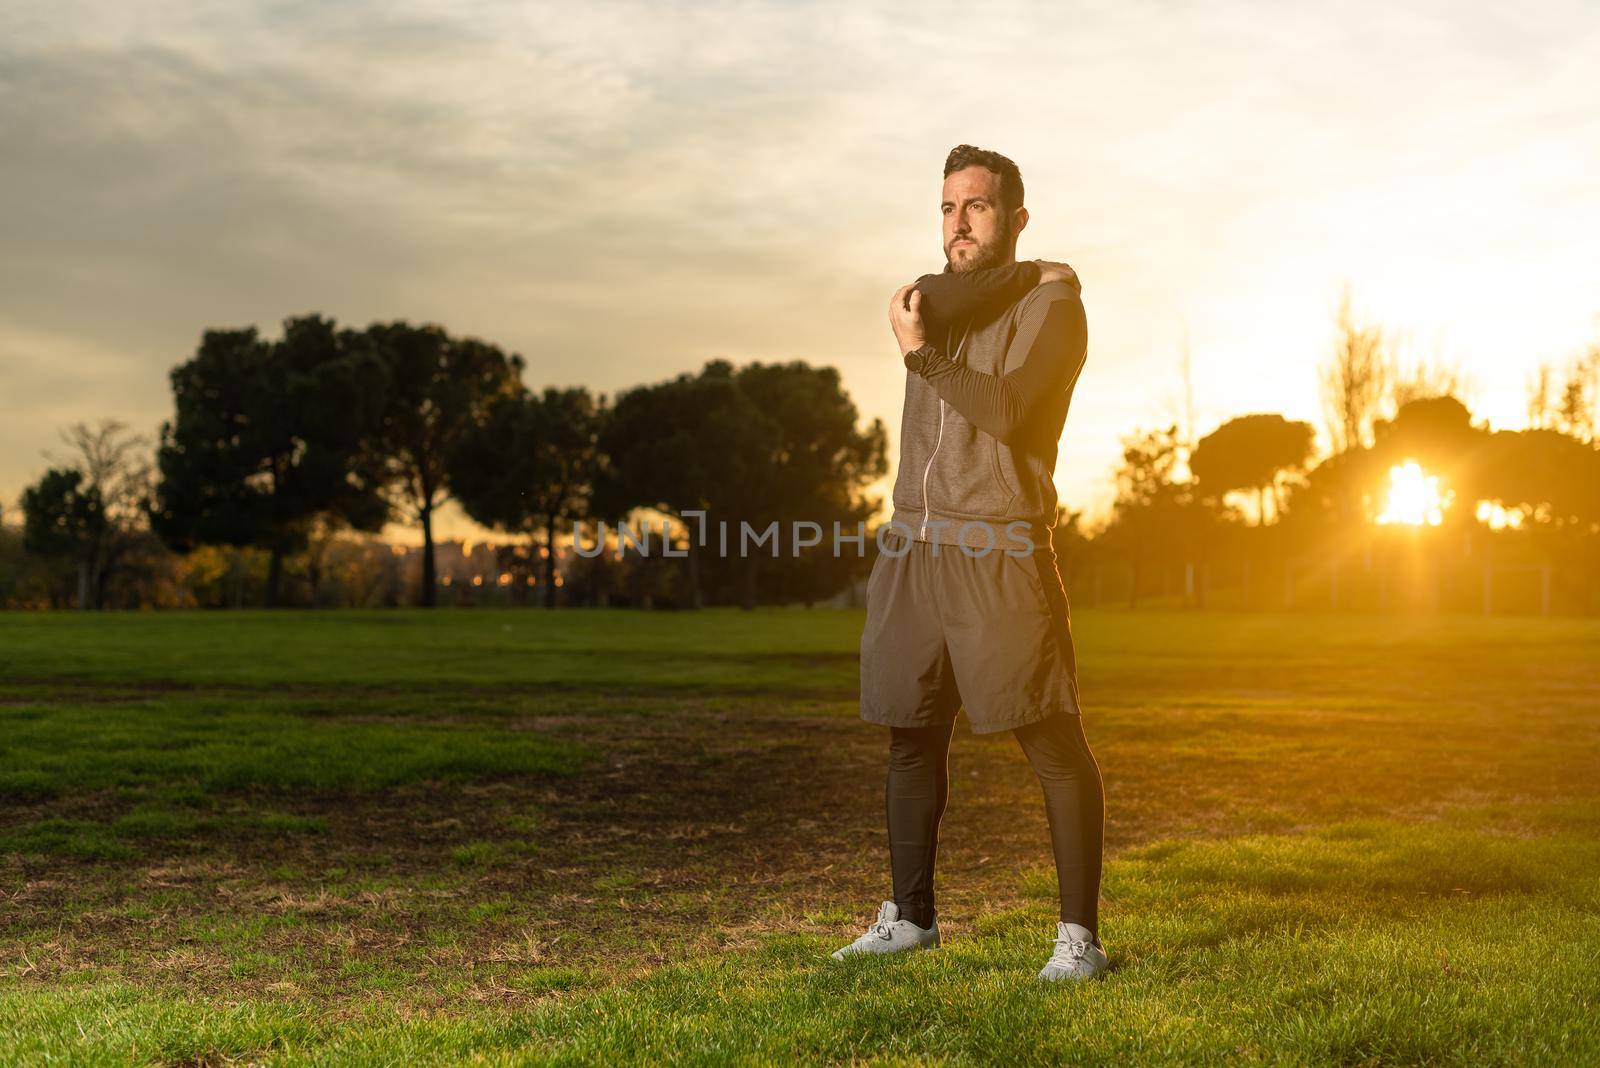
[862,906,896,942]
[1050,936,1090,964]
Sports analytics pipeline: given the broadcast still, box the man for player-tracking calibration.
[831,144,1107,983]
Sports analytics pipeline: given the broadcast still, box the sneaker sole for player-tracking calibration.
[830,937,940,961]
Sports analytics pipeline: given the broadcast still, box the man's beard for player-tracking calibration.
[947,222,1013,273]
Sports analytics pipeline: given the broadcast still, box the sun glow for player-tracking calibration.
[1475,501,1526,530]
[1375,460,1449,526]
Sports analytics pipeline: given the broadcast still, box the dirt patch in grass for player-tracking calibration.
[4,677,1599,1013]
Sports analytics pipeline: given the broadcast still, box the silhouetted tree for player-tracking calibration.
[729,361,887,609]
[1526,342,1596,443]
[1319,287,1390,455]
[1048,505,1101,603]
[1370,395,1489,519]
[365,323,524,607]
[1478,429,1600,531]
[1101,424,1218,608]
[1557,342,1599,443]
[21,467,105,608]
[602,362,771,608]
[45,419,155,608]
[1190,414,1316,526]
[150,316,391,605]
[1390,355,1471,414]
[1281,446,1382,529]
[447,386,607,608]
[1477,427,1600,612]
[601,360,886,609]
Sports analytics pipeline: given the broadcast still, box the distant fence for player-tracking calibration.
[1072,553,1591,616]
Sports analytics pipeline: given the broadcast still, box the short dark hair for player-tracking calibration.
[944,144,1024,214]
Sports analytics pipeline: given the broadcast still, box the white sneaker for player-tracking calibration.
[1037,921,1108,982]
[830,900,940,960]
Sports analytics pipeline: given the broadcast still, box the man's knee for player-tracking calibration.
[1016,713,1096,774]
[888,722,952,770]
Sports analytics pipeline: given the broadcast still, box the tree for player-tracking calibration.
[1477,428,1600,531]
[365,323,524,607]
[1319,287,1390,455]
[1527,363,1559,431]
[1190,414,1317,526]
[21,467,106,608]
[1049,506,1097,600]
[1557,342,1599,443]
[150,316,391,606]
[729,361,887,609]
[1525,343,1598,443]
[601,360,887,609]
[1477,427,1600,612]
[1281,445,1382,529]
[447,386,607,608]
[1100,424,1222,609]
[601,362,771,608]
[44,419,155,608]
[1369,395,1489,520]
[1390,355,1471,413]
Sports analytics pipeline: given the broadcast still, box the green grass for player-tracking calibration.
[2,607,1593,702]
[3,811,1596,1064]
[1,607,1598,1064]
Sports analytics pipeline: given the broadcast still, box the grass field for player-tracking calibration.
[2,607,1598,1065]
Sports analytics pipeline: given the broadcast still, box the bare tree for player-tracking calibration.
[1520,340,1596,442]
[44,418,154,608]
[1155,325,1200,482]
[1318,287,1390,455]
[1527,363,1557,430]
[1391,348,1471,411]
[52,419,152,519]
[1556,341,1599,443]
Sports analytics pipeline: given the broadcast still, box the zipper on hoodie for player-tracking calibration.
[920,320,971,540]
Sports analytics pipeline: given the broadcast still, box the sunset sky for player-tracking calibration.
[4,1,1598,542]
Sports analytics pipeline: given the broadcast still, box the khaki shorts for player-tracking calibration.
[859,525,1083,734]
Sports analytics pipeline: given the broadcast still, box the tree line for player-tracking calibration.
[10,314,886,610]
[1093,293,1600,612]
[7,296,1599,613]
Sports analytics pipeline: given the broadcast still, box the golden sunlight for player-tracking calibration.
[1375,460,1449,526]
[1475,500,1526,531]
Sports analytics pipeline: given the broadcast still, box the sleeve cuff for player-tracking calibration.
[904,344,948,374]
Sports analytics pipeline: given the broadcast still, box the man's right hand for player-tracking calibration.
[1032,260,1082,292]
[889,284,926,353]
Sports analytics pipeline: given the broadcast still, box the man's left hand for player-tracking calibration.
[889,284,926,353]
[1033,259,1082,292]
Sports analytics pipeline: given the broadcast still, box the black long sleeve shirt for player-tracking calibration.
[908,262,1087,445]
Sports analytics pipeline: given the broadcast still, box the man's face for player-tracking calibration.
[941,165,1021,273]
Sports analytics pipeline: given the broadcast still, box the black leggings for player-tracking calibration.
[886,710,1104,936]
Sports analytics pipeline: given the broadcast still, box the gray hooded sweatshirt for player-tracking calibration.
[887,260,1089,551]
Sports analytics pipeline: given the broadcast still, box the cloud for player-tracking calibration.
[3,0,1599,537]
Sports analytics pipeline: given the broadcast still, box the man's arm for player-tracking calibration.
[912,284,1088,444]
[912,261,1042,328]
